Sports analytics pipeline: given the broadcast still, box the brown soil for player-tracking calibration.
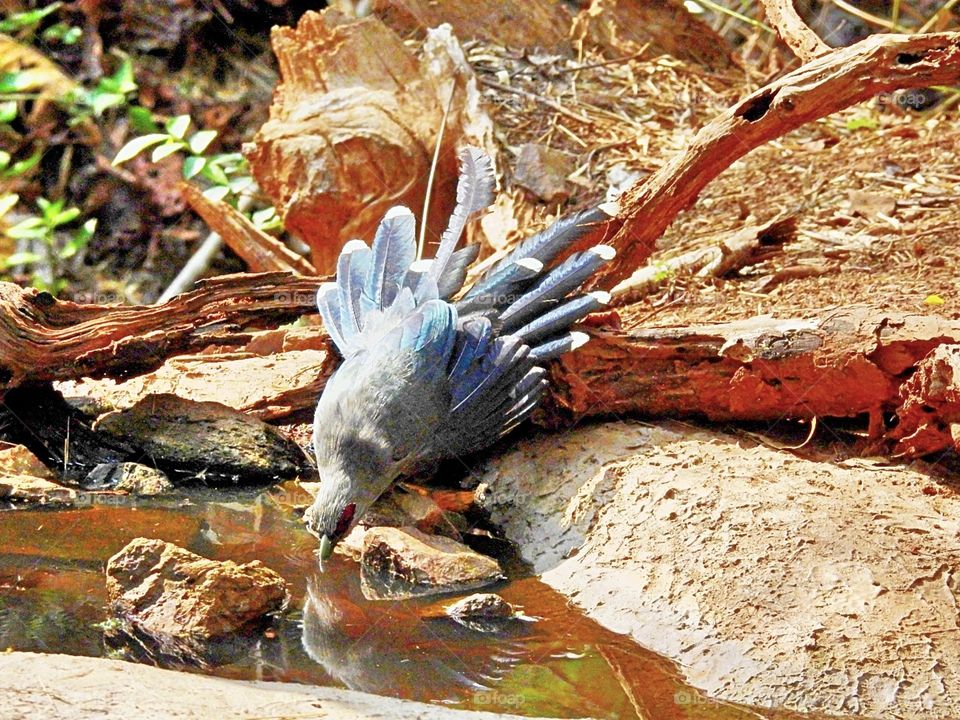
[621,111,960,327]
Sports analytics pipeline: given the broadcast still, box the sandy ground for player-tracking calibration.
[480,420,960,719]
[0,652,580,720]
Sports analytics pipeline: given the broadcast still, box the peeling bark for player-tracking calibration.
[247,11,496,273]
[0,273,321,393]
[541,307,960,457]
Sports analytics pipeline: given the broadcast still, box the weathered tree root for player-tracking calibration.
[0,272,322,393]
[539,307,960,458]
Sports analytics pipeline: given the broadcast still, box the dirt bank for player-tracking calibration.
[481,421,960,718]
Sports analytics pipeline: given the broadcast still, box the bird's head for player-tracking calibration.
[305,433,397,567]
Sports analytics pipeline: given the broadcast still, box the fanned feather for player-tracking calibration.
[366,206,416,310]
[337,240,371,340]
[427,147,495,285]
[316,283,348,353]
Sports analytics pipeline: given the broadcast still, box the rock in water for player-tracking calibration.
[0,444,76,507]
[94,394,311,485]
[85,462,174,496]
[360,527,504,601]
[331,487,464,560]
[106,538,287,639]
[444,593,521,633]
[446,592,515,620]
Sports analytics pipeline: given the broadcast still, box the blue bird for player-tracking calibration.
[305,148,616,563]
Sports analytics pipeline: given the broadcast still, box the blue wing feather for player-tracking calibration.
[366,206,416,310]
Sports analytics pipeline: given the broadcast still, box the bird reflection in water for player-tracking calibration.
[300,569,532,703]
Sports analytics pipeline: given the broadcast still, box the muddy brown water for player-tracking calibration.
[0,488,818,720]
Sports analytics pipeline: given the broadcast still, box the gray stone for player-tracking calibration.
[94,394,310,484]
[360,526,504,601]
[0,652,558,720]
[444,593,521,632]
[85,462,174,496]
[481,420,960,719]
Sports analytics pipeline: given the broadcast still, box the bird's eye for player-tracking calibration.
[334,503,356,539]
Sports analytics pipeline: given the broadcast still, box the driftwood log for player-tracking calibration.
[0,273,322,392]
[542,308,960,455]
[54,301,960,459]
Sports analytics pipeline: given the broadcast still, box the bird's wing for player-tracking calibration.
[432,205,618,459]
[317,148,494,358]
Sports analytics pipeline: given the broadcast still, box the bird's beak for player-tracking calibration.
[318,534,334,569]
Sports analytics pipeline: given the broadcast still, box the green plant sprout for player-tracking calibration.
[67,56,138,120]
[3,196,96,295]
[113,114,257,203]
[0,149,41,178]
[0,2,63,35]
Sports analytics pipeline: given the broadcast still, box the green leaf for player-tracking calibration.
[3,251,42,267]
[0,71,33,94]
[151,141,185,162]
[2,150,41,178]
[51,207,81,227]
[0,101,17,123]
[0,2,62,32]
[91,91,126,117]
[187,129,217,155]
[251,206,282,231]
[60,219,95,259]
[201,162,230,186]
[251,207,276,225]
[165,114,191,140]
[228,175,254,194]
[202,185,231,202]
[208,152,246,174]
[845,115,878,131]
[0,194,19,218]
[42,22,82,44]
[110,57,137,94]
[6,217,47,239]
[127,106,159,133]
[0,151,10,170]
[182,155,206,179]
[113,133,169,165]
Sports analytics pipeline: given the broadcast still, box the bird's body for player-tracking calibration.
[305,148,615,560]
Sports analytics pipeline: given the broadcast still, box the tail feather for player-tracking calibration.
[500,246,615,331]
[317,283,347,351]
[437,243,481,299]
[366,206,416,310]
[474,204,614,293]
[427,147,495,285]
[529,330,590,363]
[451,336,528,411]
[462,257,543,302]
[513,291,610,344]
[337,240,372,340]
[448,318,494,385]
[457,258,543,316]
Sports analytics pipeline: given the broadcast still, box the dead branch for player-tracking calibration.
[609,214,796,303]
[759,0,830,61]
[180,183,317,276]
[592,31,960,288]
[0,273,322,393]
